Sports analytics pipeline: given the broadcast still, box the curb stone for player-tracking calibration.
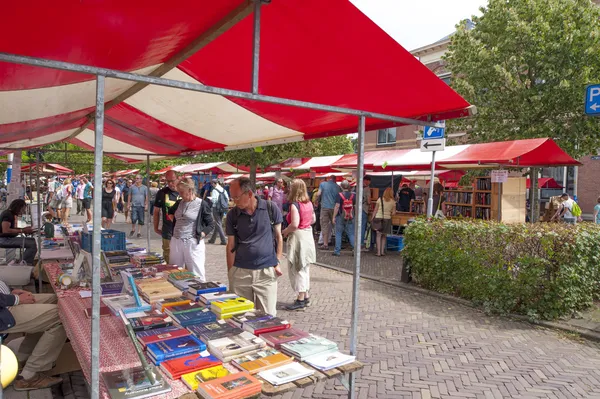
[314,261,600,343]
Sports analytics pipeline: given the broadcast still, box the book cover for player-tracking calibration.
[229,311,272,328]
[101,366,171,399]
[167,271,197,281]
[129,314,173,332]
[172,309,217,327]
[136,326,191,347]
[257,362,314,386]
[164,303,205,316]
[304,351,356,371]
[280,334,338,360]
[244,317,291,336]
[146,335,206,363]
[199,292,238,305]
[208,331,266,360]
[193,365,231,383]
[187,281,227,296]
[210,297,254,314]
[232,348,293,374]
[83,305,112,319]
[157,297,191,311]
[261,327,309,349]
[188,322,244,343]
[197,372,261,399]
[160,352,221,379]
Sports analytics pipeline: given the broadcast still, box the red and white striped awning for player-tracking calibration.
[0,0,472,162]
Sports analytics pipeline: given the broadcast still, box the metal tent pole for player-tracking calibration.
[251,0,262,94]
[562,166,568,194]
[90,75,105,399]
[146,155,151,252]
[348,116,365,399]
[426,151,437,218]
[36,154,42,293]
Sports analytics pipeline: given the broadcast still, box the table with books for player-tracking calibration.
[45,251,363,399]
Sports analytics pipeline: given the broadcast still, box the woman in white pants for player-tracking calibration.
[168,178,214,281]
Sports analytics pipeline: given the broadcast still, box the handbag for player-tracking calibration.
[371,198,384,231]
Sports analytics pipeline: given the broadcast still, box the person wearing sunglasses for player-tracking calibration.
[101,180,118,229]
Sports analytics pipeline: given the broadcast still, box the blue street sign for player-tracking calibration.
[423,125,445,140]
[585,84,600,116]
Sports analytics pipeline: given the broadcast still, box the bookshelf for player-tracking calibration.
[442,176,526,222]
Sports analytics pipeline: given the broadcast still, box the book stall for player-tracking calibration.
[41,228,363,399]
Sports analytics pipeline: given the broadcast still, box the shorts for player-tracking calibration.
[61,198,73,209]
[131,206,145,225]
[101,201,114,219]
[49,198,60,209]
[82,198,92,210]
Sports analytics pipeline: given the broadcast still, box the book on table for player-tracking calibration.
[83,305,112,319]
[172,308,217,327]
[260,327,309,349]
[304,351,356,371]
[231,348,294,375]
[128,313,173,332]
[210,297,254,315]
[280,334,338,361]
[188,321,244,343]
[102,366,171,399]
[102,295,151,316]
[207,331,266,361]
[198,292,238,305]
[196,371,262,399]
[160,352,222,380]
[164,302,205,318]
[181,364,231,390]
[136,326,191,348]
[187,281,227,296]
[257,362,314,386]
[242,317,291,336]
[228,311,272,328]
[145,335,206,364]
[156,296,192,312]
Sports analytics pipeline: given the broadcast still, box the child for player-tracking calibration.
[43,213,55,239]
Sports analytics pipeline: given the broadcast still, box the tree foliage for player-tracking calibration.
[444,0,600,157]
[39,143,128,175]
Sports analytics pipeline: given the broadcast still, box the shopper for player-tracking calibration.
[46,177,60,222]
[58,178,73,226]
[594,197,600,224]
[226,177,283,316]
[431,182,446,218]
[396,183,415,212]
[112,179,121,223]
[101,179,117,229]
[149,181,159,222]
[122,179,132,223]
[208,179,229,245]
[282,179,316,311]
[360,176,372,248]
[332,180,356,257]
[371,187,396,257]
[0,200,37,265]
[316,175,340,250]
[128,175,148,238]
[557,193,577,224]
[269,179,286,212]
[81,176,93,224]
[75,179,84,216]
[168,178,214,280]
[153,171,180,264]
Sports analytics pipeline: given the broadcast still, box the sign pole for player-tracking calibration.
[427,151,436,218]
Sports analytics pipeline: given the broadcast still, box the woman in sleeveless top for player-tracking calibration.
[282,179,316,311]
[101,179,117,229]
[59,178,73,227]
[371,187,396,256]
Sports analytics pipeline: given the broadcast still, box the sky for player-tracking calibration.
[350,0,488,51]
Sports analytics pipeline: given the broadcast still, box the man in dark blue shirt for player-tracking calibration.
[226,177,283,316]
[332,180,356,256]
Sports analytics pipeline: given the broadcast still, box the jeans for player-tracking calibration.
[334,216,355,255]
[0,236,38,265]
[131,206,145,225]
[361,210,368,247]
[210,209,227,243]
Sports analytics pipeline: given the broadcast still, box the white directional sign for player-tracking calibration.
[420,138,445,152]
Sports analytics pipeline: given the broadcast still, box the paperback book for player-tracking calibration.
[102,295,151,316]
[280,334,338,361]
[172,308,217,327]
[207,331,266,361]
[231,348,294,375]
[187,281,227,296]
[160,352,221,379]
[257,362,314,386]
[164,303,206,318]
[196,372,262,399]
[210,297,254,315]
[129,313,173,332]
[102,366,171,399]
[260,327,309,349]
[193,365,233,383]
[242,317,291,336]
[229,311,272,328]
[136,326,191,348]
[146,335,206,364]
[304,351,356,371]
[197,291,238,305]
[188,321,244,343]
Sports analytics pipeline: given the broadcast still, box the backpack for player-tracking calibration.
[571,201,582,217]
[53,185,64,201]
[230,200,276,254]
[339,192,355,221]
[214,188,229,213]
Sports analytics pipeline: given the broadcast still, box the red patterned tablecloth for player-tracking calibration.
[52,279,190,398]
[43,262,90,298]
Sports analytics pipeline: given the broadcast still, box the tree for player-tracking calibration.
[39,143,127,175]
[444,0,600,158]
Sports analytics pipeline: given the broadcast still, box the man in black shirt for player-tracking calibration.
[153,171,180,264]
[0,199,37,265]
[396,184,415,212]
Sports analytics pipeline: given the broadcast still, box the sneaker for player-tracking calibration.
[220,241,227,245]
[129,231,135,237]
[136,233,142,239]
[332,252,341,257]
[285,300,306,311]
[13,373,63,391]
[303,298,311,307]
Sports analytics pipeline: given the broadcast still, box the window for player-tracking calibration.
[377,128,396,145]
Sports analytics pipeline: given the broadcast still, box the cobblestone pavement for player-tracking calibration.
[8,215,600,398]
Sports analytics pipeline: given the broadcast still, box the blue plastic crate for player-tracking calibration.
[386,235,404,252]
[81,229,126,253]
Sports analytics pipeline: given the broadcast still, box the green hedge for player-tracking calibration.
[403,219,600,320]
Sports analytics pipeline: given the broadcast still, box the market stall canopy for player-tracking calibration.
[371,139,579,171]
[526,177,563,189]
[21,163,73,174]
[176,162,248,174]
[112,169,140,177]
[0,0,472,162]
[273,155,345,172]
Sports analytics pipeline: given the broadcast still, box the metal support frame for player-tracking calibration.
[146,155,151,252]
[348,116,365,399]
[426,151,437,217]
[36,154,42,292]
[90,75,105,399]
[251,0,262,94]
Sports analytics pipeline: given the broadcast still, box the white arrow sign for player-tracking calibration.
[591,103,600,111]
[420,138,446,152]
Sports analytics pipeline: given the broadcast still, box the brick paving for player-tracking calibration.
[8,215,600,398]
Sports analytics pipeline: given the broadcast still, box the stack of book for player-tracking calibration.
[261,328,309,349]
[102,366,171,399]
[100,282,123,296]
[280,334,338,361]
[155,297,191,312]
[167,271,199,290]
[128,312,173,332]
[196,291,238,305]
[207,331,266,362]
[304,351,356,371]
[188,321,244,344]
[181,364,234,390]
[160,352,222,379]
[229,311,271,328]
[130,252,165,267]
[187,281,227,297]
[164,302,205,318]
[210,297,254,320]
[136,326,191,348]
[257,363,314,386]
[241,316,291,336]
[171,308,217,328]
[196,372,262,399]
[102,295,152,316]
[135,278,182,303]
[231,348,294,375]
[146,335,206,365]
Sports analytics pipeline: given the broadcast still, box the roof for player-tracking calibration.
[526,178,563,189]
[21,162,73,174]
[0,0,471,161]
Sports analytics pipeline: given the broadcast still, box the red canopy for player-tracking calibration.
[0,0,471,161]
[526,178,563,189]
[21,163,73,174]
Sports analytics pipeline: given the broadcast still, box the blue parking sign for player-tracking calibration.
[423,125,445,140]
[585,84,600,116]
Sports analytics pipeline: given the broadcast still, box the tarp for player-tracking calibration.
[526,178,563,189]
[176,162,248,174]
[272,155,345,172]
[21,162,73,174]
[0,0,471,162]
